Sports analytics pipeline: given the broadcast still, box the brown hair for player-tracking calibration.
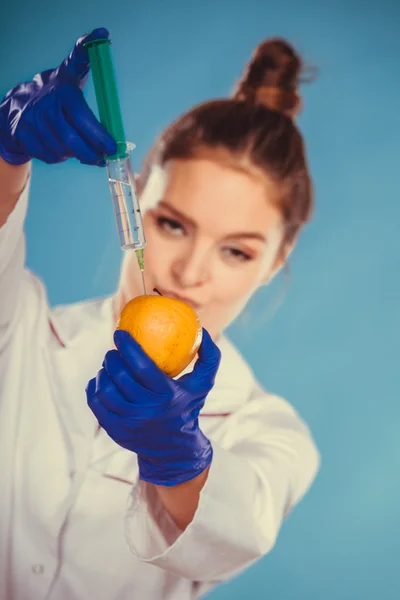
[141,38,314,259]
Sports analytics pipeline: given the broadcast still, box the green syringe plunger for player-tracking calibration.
[84,37,127,159]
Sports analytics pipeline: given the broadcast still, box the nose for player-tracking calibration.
[171,244,210,289]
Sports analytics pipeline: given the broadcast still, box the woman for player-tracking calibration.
[0,28,320,600]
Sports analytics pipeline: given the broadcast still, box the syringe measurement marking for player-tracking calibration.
[109,177,143,247]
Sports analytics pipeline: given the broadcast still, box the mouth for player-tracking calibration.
[155,287,202,311]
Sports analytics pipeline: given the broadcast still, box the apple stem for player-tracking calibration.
[153,288,163,296]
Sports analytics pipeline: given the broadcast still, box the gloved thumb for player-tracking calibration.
[179,329,221,393]
[58,27,110,86]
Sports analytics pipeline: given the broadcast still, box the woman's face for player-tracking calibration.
[118,158,286,338]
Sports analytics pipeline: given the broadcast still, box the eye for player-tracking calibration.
[222,247,253,262]
[156,216,186,236]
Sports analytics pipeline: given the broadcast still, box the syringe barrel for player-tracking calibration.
[106,154,146,251]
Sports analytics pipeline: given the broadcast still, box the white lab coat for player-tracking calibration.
[0,178,320,600]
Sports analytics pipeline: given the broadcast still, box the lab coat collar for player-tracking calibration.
[49,295,115,350]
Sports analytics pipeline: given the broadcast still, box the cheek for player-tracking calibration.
[210,244,279,308]
[209,259,264,305]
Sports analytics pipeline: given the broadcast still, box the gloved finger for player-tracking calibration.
[113,330,171,395]
[60,85,117,156]
[95,367,139,417]
[59,27,110,84]
[179,329,221,393]
[32,109,73,162]
[55,116,104,165]
[39,116,67,159]
[87,377,128,434]
[16,124,64,164]
[86,377,111,427]
[45,87,108,164]
[103,349,164,408]
[87,377,143,450]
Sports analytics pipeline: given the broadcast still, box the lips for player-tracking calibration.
[155,287,202,311]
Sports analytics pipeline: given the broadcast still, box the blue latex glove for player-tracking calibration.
[86,328,221,486]
[0,28,117,166]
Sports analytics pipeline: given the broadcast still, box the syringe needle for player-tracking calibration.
[140,269,147,295]
[135,248,147,294]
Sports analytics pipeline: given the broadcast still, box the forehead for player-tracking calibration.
[162,158,283,236]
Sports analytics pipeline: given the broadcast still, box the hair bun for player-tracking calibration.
[233,38,303,118]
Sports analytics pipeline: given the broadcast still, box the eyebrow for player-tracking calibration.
[158,201,267,243]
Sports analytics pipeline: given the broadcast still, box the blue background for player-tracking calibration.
[2,1,400,598]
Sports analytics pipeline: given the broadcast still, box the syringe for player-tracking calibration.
[84,35,147,294]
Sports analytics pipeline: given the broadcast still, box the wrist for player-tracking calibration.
[153,466,211,531]
[137,437,213,487]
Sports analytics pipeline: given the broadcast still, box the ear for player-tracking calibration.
[260,242,294,285]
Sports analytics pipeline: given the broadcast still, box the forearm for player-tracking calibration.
[125,394,320,583]
[126,445,288,581]
[0,158,30,227]
[154,466,210,531]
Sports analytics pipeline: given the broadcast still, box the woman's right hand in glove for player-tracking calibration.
[0,27,117,167]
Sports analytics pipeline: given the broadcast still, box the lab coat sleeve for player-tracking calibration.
[124,386,320,584]
[0,175,29,348]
